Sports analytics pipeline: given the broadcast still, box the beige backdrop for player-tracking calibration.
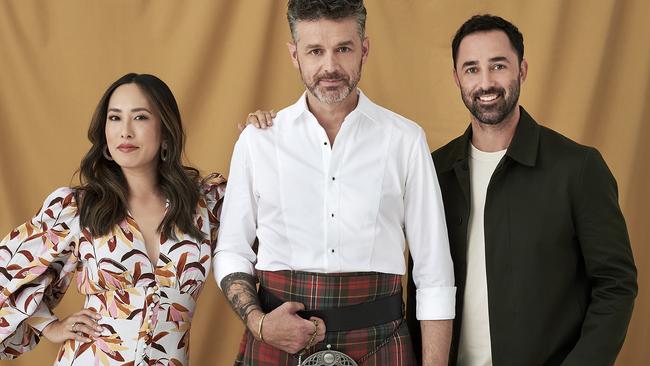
[1,1,648,365]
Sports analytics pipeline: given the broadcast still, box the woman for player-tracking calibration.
[0,73,225,365]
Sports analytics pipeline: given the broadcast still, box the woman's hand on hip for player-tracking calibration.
[41,309,103,344]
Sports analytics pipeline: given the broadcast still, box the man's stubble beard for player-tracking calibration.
[461,77,521,125]
[299,59,363,105]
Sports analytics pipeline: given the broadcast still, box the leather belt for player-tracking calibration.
[258,286,404,332]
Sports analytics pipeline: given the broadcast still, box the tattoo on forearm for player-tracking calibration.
[220,272,262,324]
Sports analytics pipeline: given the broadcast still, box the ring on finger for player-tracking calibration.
[71,322,78,332]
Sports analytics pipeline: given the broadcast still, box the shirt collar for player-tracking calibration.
[449,106,540,168]
[288,89,377,124]
[505,106,540,167]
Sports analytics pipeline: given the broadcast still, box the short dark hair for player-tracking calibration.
[451,14,524,68]
[287,0,367,41]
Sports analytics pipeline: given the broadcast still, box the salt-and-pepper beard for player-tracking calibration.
[461,77,521,125]
[299,59,363,104]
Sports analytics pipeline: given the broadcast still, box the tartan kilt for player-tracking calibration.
[234,270,417,366]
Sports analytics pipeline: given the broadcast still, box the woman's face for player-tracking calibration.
[105,83,163,171]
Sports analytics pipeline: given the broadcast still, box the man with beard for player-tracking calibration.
[407,14,637,365]
[216,1,455,365]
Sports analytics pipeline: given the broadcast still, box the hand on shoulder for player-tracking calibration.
[238,109,277,132]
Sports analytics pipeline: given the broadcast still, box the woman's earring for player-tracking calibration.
[103,146,114,161]
[160,142,168,162]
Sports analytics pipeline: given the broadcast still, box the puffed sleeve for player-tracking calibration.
[202,173,227,249]
[0,187,80,359]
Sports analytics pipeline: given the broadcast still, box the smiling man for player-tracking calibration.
[407,14,637,366]
[216,1,455,365]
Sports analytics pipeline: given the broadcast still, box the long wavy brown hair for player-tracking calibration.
[75,73,204,240]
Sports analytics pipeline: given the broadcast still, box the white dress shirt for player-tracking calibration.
[215,91,456,320]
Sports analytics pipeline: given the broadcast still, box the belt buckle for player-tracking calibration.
[301,344,358,366]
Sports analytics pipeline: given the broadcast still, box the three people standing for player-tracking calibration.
[0,2,637,366]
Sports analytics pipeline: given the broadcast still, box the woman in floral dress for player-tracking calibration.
[0,73,226,365]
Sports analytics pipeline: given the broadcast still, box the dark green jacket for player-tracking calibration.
[407,107,637,365]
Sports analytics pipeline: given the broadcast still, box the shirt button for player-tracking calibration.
[331,249,335,253]
[324,142,328,145]
[331,213,334,218]
[332,177,336,181]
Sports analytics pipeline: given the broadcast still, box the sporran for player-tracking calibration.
[299,344,358,366]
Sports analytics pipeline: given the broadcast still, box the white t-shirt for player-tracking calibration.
[457,143,506,366]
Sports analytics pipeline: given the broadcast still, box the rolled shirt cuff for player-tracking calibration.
[416,286,456,320]
[214,252,256,289]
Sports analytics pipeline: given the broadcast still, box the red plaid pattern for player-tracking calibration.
[234,270,417,366]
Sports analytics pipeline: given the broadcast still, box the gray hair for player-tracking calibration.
[287,0,367,41]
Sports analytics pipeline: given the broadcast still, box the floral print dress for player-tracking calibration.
[0,174,226,365]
